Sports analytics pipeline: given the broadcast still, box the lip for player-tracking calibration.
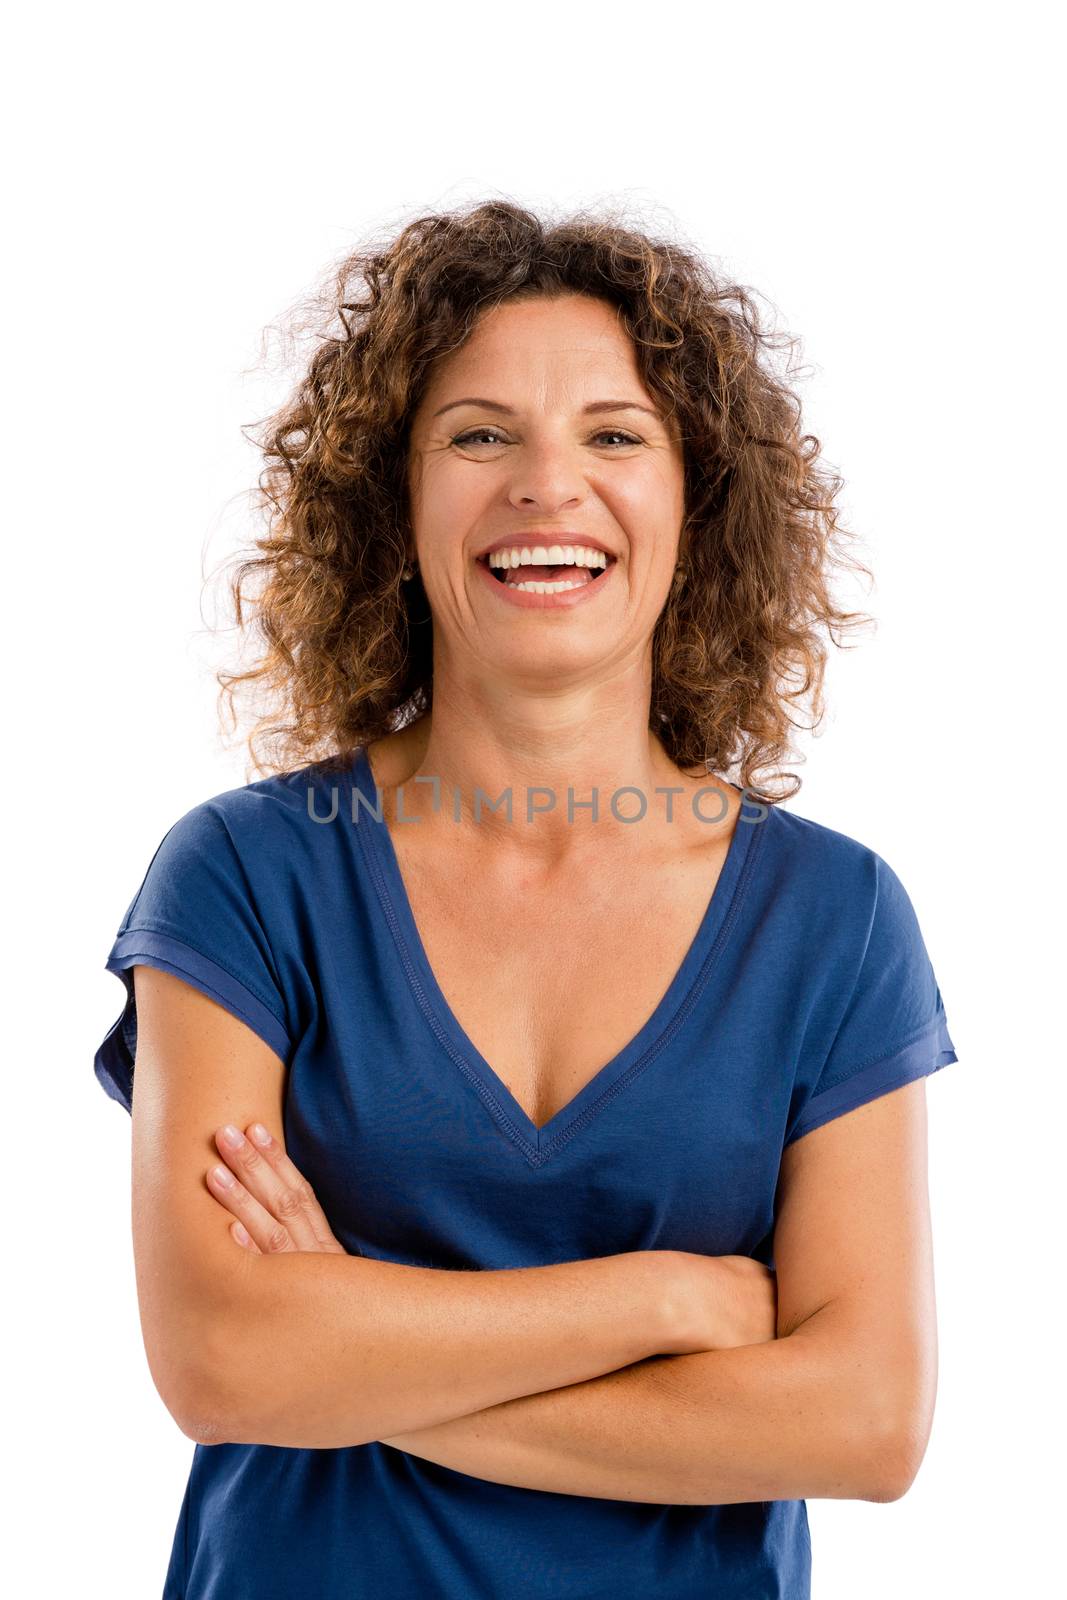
[475,551,618,610]
[475,532,617,560]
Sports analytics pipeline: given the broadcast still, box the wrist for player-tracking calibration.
[642,1250,698,1356]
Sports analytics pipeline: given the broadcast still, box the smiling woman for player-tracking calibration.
[94,197,960,1600]
[210,199,869,790]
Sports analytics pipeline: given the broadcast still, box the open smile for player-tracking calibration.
[474,544,618,610]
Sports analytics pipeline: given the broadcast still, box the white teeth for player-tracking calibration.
[508,579,586,593]
[486,545,608,570]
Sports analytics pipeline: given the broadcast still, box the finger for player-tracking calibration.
[206,1160,298,1254]
[243,1122,345,1252]
[232,1220,261,1253]
[231,1121,345,1252]
[213,1124,325,1252]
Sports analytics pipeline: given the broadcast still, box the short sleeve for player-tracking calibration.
[784,851,958,1146]
[94,800,293,1115]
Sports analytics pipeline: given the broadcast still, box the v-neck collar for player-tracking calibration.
[350,744,766,1167]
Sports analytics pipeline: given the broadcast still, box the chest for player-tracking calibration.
[388,831,733,1132]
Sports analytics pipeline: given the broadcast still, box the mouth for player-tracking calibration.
[476,550,617,594]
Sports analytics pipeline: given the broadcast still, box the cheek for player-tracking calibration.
[601,459,685,539]
[412,461,490,542]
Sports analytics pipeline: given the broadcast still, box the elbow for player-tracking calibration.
[172,1357,256,1448]
[163,1284,334,1451]
[181,1322,266,1447]
[151,1361,236,1447]
[859,1409,931,1503]
[849,1337,936,1503]
[174,1404,233,1448]
[147,1305,253,1448]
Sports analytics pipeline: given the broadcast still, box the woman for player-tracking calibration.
[95,200,959,1599]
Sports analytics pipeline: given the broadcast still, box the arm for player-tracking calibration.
[378,1305,892,1505]
[131,967,680,1449]
[378,1079,939,1506]
[217,1240,675,1449]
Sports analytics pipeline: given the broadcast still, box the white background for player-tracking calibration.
[7,1,1061,1594]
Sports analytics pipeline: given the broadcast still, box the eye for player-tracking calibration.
[594,429,643,448]
[452,427,509,448]
[451,427,643,449]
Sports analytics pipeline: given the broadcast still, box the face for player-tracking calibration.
[406,293,686,686]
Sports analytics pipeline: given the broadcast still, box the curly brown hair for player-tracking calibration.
[214,198,872,802]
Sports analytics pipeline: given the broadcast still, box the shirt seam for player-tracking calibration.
[807,1007,949,1100]
[545,805,769,1161]
[113,920,288,1028]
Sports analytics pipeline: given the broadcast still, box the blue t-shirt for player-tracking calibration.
[94,746,958,1600]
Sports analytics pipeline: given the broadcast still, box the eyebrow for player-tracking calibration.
[432,397,664,422]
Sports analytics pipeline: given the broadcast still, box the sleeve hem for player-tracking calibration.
[784,1010,957,1147]
[94,928,291,1115]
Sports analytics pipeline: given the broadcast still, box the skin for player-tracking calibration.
[207,286,734,1234]
[192,292,937,1501]
[203,1085,933,1502]
[354,290,709,852]
[206,287,745,1258]
[323,291,744,1135]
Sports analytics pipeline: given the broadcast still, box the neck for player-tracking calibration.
[368,683,711,861]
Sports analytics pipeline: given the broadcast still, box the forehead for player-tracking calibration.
[419,294,646,405]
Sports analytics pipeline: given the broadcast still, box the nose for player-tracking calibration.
[505,436,587,516]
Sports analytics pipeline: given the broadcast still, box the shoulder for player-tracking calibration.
[133,757,362,909]
[171,753,357,843]
[754,798,921,948]
[760,797,884,889]
[116,753,374,959]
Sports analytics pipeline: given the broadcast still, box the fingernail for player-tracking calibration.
[212,1164,236,1188]
[249,1123,272,1148]
[219,1124,244,1150]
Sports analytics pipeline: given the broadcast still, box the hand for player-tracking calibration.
[667,1251,778,1353]
[206,1122,346,1255]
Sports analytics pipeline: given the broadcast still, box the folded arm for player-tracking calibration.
[380,1080,939,1506]
[131,968,681,1449]
[133,969,936,1500]
[379,1304,895,1505]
